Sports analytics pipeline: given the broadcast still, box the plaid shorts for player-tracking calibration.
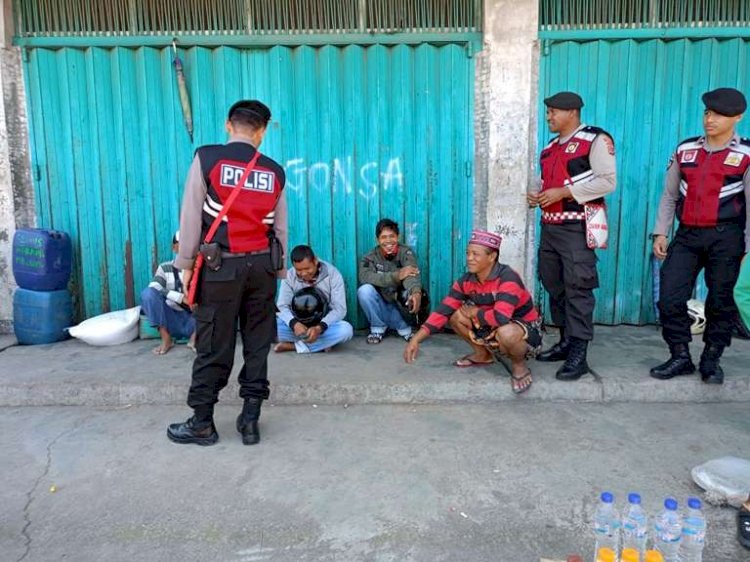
[482,317,544,360]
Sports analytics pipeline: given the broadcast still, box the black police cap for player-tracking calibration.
[702,88,747,117]
[543,91,584,110]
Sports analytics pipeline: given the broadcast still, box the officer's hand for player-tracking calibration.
[538,187,570,208]
[527,191,540,208]
[403,339,420,363]
[653,235,668,260]
[305,325,322,344]
[398,266,420,281]
[293,322,308,338]
[407,291,422,314]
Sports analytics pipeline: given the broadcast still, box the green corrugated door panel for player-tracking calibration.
[539,35,750,326]
[23,43,474,325]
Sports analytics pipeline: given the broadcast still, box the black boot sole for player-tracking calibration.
[236,416,260,446]
[536,353,568,363]
[649,365,696,380]
[555,363,590,381]
[166,429,219,446]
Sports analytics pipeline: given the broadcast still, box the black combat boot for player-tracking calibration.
[649,343,696,380]
[537,330,570,362]
[236,398,262,445]
[699,344,725,385]
[167,410,219,446]
[555,337,590,381]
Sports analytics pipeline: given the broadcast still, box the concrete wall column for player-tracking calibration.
[474,0,539,285]
[0,0,34,333]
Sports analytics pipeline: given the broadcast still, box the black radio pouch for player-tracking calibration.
[199,242,223,272]
[268,230,284,271]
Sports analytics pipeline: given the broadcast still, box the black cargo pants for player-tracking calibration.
[538,222,599,341]
[658,224,744,348]
[187,253,277,414]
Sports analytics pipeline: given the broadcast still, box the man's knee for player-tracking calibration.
[339,321,354,342]
[357,284,378,302]
[495,323,524,348]
[140,286,163,308]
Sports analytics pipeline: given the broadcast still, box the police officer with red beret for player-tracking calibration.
[651,88,749,384]
[528,92,617,381]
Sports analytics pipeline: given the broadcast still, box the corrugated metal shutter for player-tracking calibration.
[23,44,475,324]
[538,36,750,324]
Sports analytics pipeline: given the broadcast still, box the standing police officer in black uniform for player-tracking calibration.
[528,92,617,380]
[651,88,749,384]
[168,100,287,446]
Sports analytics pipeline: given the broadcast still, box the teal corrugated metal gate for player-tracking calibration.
[539,36,750,325]
[23,44,474,324]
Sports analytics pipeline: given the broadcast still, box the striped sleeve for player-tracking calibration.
[148,263,170,298]
[422,278,467,334]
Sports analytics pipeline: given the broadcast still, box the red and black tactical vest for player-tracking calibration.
[674,136,750,228]
[197,142,286,253]
[539,125,610,224]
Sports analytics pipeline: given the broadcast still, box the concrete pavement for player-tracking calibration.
[2,403,748,562]
[0,326,749,407]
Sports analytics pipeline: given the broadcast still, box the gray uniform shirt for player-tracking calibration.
[652,134,750,249]
[175,136,288,270]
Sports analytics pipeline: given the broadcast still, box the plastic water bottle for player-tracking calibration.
[644,550,664,562]
[622,492,648,557]
[594,492,620,560]
[680,497,706,562]
[621,547,640,562]
[653,498,682,562]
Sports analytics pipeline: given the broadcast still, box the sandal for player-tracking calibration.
[739,506,750,550]
[454,354,494,368]
[511,369,533,394]
[366,333,384,345]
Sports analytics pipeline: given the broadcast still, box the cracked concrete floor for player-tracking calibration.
[2,403,750,562]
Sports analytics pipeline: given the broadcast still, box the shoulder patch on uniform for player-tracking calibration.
[601,135,615,155]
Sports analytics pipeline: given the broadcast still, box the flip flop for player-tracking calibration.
[152,343,174,356]
[454,354,494,368]
[511,369,533,394]
[739,506,750,550]
[366,333,384,345]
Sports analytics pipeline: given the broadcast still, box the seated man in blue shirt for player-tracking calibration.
[275,245,353,353]
[140,231,196,355]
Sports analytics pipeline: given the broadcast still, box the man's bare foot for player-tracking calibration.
[274,342,296,353]
[152,342,174,355]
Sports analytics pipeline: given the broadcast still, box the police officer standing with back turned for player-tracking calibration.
[167,100,287,446]
[528,91,617,381]
[650,88,749,385]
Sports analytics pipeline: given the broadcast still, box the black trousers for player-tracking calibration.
[187,253,277,413]
[658,224,744,348]
[538,222,599,341]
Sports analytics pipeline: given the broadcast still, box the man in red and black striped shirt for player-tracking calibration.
[403,230,542,394]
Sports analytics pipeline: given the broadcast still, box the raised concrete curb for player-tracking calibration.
[0,326,748,407]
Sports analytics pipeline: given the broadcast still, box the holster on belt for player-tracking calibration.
[199,242,223,271]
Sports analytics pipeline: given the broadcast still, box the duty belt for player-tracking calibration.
[221,249,270,258]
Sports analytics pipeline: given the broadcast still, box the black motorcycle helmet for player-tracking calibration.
[291,287,329,327]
